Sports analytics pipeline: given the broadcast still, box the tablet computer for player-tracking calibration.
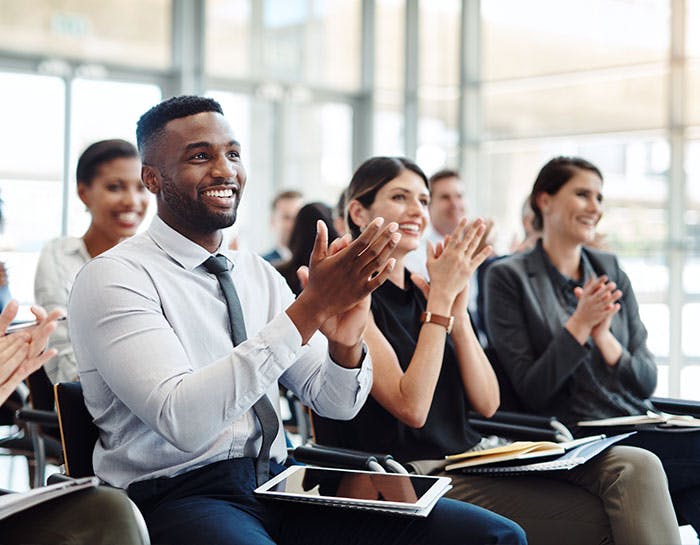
[254,465,451,517]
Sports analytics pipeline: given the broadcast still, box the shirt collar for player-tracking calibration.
[536,239,594,290]
[147,215,230,271]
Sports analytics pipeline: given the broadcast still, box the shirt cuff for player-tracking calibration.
[258,311,307,368]
[322,342,373,398]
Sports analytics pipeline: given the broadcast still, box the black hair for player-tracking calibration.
[276,202,338,295]
[530,156,603,231]
[345,156,428,239]
[76,139,139,186]
[136,95,224,161]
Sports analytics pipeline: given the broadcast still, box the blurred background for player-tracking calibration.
[0,0,698,399]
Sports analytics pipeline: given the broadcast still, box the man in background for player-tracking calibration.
[261,189,303,265]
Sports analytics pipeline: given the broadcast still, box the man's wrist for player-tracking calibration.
[328,341,366,369]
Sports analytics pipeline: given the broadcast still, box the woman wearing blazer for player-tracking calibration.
[485,156,700,538]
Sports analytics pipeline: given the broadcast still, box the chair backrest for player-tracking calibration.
[54,382,98,477]
[27,367,55,412]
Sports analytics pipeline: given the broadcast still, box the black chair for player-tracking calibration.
[53,382,99,478]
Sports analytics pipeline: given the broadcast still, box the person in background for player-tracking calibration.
[333,190,347,237]
[485,155,700,540]
[0,300,148,545]
[404,169,466,279]
[261,189,303,265]
[276,202,338,296]
[34,139,149,384]
[326,155,680,545]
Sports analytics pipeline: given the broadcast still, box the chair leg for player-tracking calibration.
[28,423,46,488]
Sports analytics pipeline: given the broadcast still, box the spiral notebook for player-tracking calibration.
[452,432,634,475]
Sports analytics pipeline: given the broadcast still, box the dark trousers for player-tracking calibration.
[621,428,700,535]
[127,458,526,545]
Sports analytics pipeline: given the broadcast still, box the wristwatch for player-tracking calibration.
[420,311,455,334]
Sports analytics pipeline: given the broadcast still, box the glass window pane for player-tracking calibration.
[282,101,353,202]
[419,0,459,89]
[0,73,65,178]
[68,79,161,237]
[689,71,700,133]
[259,0,361,91]
[0,0,171,69]
[0,72,65,307]
[484,70,667,139]
[680,366,700,401]
[205,0,251,78]
[688,0,700,58]
[482,0,670,81]
[683,304,700,357]
[376,0,405,92]
[638,304,669,358]
[374,91,405,156]
[417,94,459,175]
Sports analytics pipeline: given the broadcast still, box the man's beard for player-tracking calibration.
[161,174,238,232]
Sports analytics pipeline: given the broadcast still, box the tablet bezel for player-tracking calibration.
[254,465,451,512]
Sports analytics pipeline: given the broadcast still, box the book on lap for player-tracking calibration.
[445,433,634,475]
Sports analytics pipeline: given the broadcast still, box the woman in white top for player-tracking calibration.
[34,139,149,383]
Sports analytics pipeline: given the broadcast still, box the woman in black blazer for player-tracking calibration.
[485,156,700,538]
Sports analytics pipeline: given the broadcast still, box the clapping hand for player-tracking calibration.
[0,301,62,405]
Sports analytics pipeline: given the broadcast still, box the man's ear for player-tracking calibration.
[347,199,369,231]
[141,165,160,195]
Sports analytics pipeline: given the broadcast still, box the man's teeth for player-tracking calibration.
[204,189,234,198]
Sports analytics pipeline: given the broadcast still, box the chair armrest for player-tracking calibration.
[15,408,59,428]
[468,410,574,442]
[289,445,408,473]
[651,397,700,418]
[15,408,59,427]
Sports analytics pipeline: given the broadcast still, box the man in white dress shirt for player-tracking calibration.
[68,96,497,545]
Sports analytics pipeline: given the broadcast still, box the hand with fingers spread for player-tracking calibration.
[412,218,493,322]
[565,276,622,346]
[0,300,62,405]
[287,217,400,367]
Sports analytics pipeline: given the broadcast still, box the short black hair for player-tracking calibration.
[76,139,138,186]
[530,156,603,231]
[136,95,224,160]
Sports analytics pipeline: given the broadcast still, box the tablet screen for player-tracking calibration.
[257,466,446,508]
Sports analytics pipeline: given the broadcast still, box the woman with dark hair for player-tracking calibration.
[328,155,680,545]
[34,139,150,383]
[485,155,700,539]
[276,202,338,295]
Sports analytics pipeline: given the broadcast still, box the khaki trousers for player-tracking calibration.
[0,485,150,545]
[412,446,680,545]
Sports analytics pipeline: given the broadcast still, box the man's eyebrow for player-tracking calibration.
[183,140,240,152]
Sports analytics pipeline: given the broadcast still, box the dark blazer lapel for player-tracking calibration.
[524,248,568,338]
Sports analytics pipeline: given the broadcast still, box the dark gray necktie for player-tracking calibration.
[203,254,279,485]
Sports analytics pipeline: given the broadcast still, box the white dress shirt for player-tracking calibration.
[34,237,92,384]
[68,215,372,488]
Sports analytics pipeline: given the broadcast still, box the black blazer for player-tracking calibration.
[483,244,657,417]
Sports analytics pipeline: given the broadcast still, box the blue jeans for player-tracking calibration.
[127,458,526,545]
[621,428,700,535]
